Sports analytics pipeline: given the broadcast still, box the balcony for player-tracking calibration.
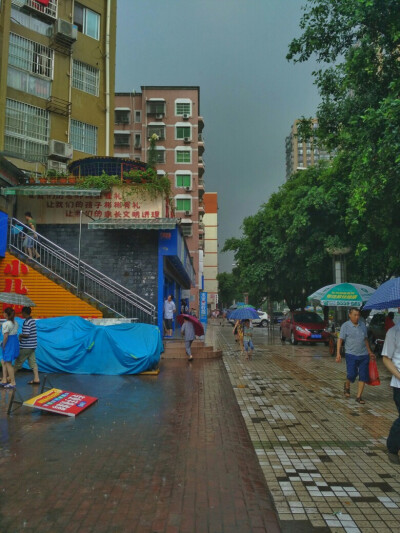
[198,115,204,132]
[198,201,205,214]
[23,0,58,20]
[198,133,205,155]
[198,222,205,233]
[198,156,205,176]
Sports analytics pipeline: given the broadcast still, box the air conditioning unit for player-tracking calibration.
[185,210,191,216]
[48,140,73,161]
[184,137,190,143]
[155,113,163,119]
[53,19,77,44]
[47,160,68,173]
[182,114,189,120]
[185,186,192,192]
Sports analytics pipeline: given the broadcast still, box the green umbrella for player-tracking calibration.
[308,283,375,308]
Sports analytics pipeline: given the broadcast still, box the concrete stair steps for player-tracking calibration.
[162,350,222,360]
[162,339,222,359]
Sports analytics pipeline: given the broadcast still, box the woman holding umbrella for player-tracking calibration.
[176,314,204,362]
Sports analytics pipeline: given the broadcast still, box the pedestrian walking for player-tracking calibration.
[382,323,400,463]
[385,312,396,333]
[0,307,20,389]
[233,319,244,354]
[23,211,40,259]
[243,319,254,360]
[163,294,176,337]
[181,316,196,362]
[14,306,40,385]
[336,307,375,404]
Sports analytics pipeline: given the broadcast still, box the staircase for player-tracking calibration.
[8,218,157,323]
[162,339,222,359]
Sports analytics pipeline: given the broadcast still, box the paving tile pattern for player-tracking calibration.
[216,324,400,533]
[0,359,279,533]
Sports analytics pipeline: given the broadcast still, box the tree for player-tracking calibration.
[287,0,400,283]
[224,163,349,310]
[216,271,244,308]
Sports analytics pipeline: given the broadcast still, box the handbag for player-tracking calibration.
[367,359,380,386]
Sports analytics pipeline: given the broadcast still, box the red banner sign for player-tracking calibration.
[24,388,98,416]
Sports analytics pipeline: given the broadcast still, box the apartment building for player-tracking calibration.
[114,87,205,311]
[202,192,218,312]
[0,0,116,175]
[285,118,331,180]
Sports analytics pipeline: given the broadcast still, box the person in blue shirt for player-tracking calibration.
[336,307,375,404]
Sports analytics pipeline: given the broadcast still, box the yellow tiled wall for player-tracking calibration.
[0,252,102,318]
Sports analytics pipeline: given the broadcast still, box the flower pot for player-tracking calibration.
[39,178,47,184]
[58,178,67,184]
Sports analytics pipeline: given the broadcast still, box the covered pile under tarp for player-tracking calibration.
[1,316,162,375]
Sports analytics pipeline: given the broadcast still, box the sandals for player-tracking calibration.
[344,383,350,398]
[356,397,365,404]
[3,384,16,389]
[27,380,40,385]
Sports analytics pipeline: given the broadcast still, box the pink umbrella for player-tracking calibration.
[176,314,204,336]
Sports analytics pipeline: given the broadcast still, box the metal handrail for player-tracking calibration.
[8,218,157,322]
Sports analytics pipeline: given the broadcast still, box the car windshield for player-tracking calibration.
[294,312,324,324]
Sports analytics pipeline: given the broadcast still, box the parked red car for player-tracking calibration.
[280,311,330,345]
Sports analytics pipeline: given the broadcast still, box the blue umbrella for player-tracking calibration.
[229,307,259,320]
[364,278,400,310]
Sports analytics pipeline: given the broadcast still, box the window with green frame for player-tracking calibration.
[176,174,191,187]
[176,102,191,115]
[176,126,191,139]
[176,198,191,211]
[176,150,191,163]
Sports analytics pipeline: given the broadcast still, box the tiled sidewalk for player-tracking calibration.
[0,359,279,533]
[215,325,400,533]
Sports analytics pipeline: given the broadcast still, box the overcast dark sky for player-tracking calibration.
[116,0,320,272]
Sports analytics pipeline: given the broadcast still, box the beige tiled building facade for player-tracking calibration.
[203,192,218,312]
[0,0,116,175]
[285,118,331,180]
[114,87,205,312]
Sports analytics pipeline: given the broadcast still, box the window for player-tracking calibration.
[74,3,100,40]
[134,110,141,123]
[154,150,165,163]
[7,67,51,98]
[146,101,165,115]
[176,198,192,212]
[148,148,165,163]
[4,99,49,162]
[176,126,191,140]
[114,133,130,147]
[11,6,52,35]
[114,110,130,124]
[176,149,191,163]
[175,101,191,116]
[176,174,191,188]
[148,125,165,139]
[70,119,97,155]
[134,133,141,149]
[73,60,99,96]
[181,224,192,237]
[9,33,53,79]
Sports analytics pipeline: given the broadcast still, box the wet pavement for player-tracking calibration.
[216,324,400,533]
[0,358,279,533]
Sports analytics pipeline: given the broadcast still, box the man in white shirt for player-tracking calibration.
[382,322,400,464]
[163,295,176,337]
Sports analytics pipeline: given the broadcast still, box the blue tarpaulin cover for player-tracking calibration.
[1,316,162,375]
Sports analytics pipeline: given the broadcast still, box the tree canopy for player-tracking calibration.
[222,0,400,309]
